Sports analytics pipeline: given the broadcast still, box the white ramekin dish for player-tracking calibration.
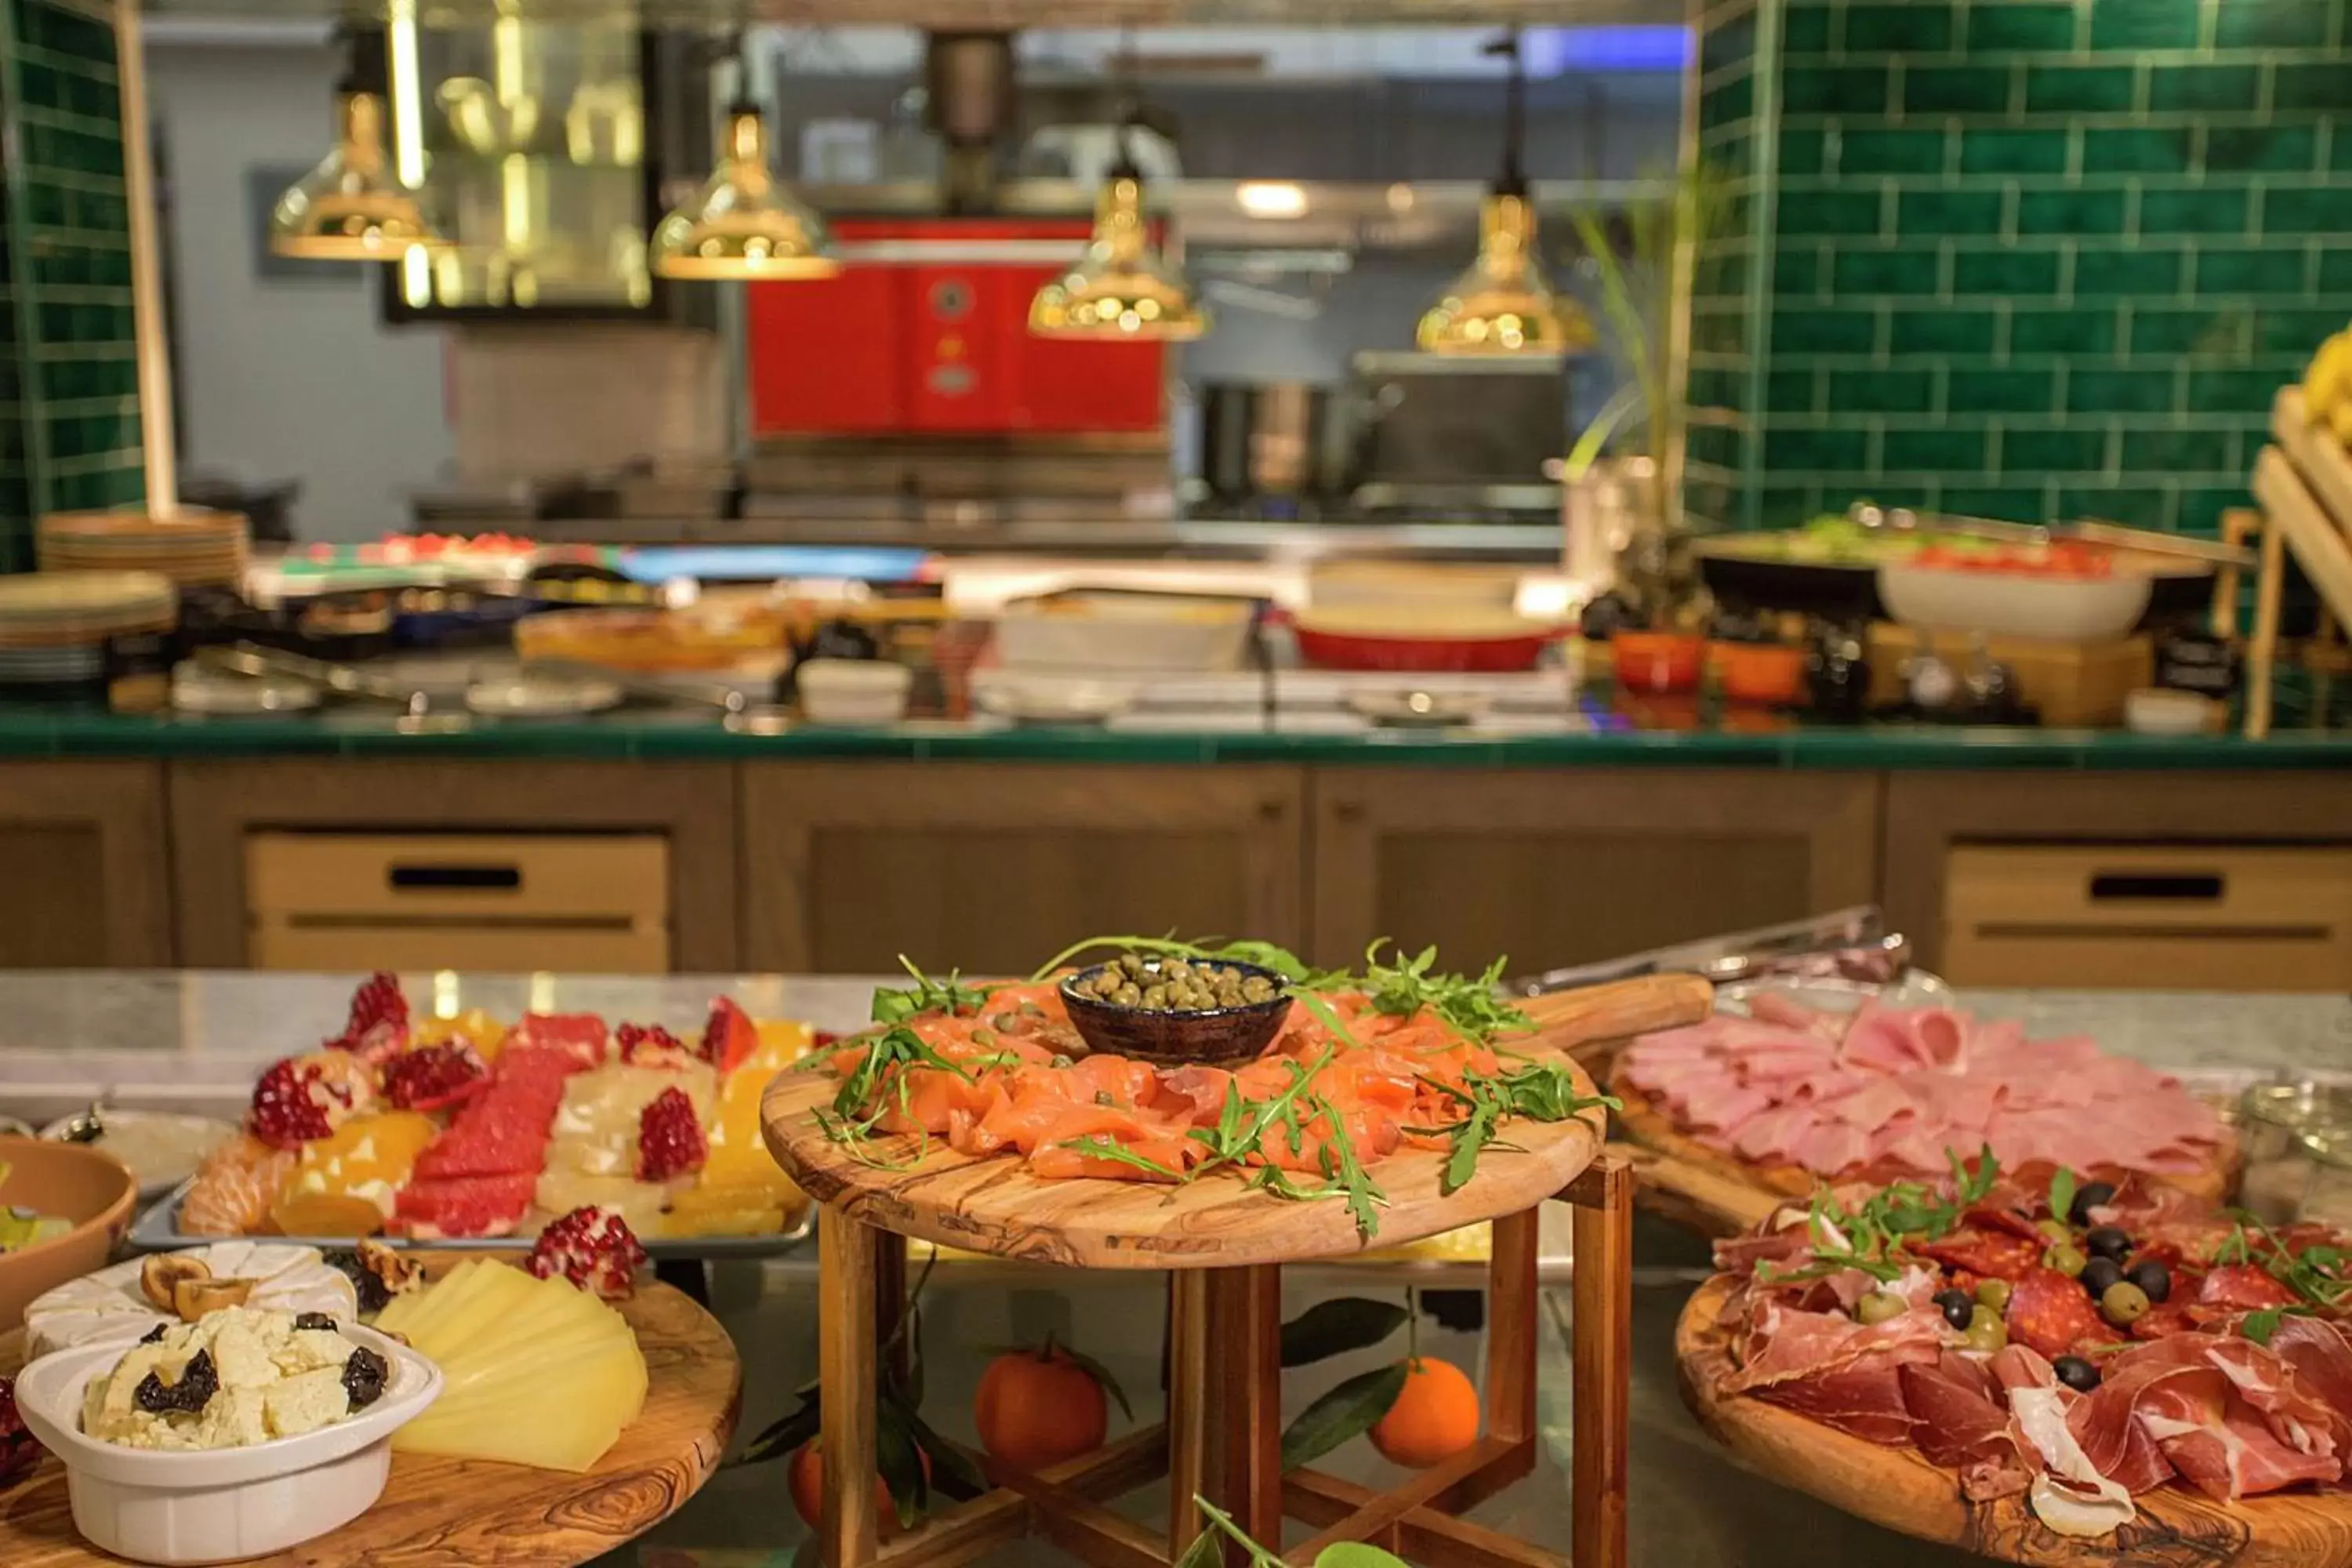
[12,1323,441,1566]
[797,658,912,724]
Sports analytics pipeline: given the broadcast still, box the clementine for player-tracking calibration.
[974,1345,1109,1472]
[1368,1357,1480,1468]
[787,1439,927,1537]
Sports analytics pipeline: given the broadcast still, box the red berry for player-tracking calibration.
[0,1376,42,1486]
[249,1058,337,1149]
[381,1042,490,1112]
[327,971,410,1060]
[526,1206,648,1299]
[637,1087,708,1181]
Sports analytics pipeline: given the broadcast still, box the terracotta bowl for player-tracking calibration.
[0,1134,139,1333]
[1060,960,1293,1068]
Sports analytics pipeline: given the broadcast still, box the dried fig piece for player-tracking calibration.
[140,1255,210,1312]
[172,1277,255,1321]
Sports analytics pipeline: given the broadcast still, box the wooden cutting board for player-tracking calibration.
[0,1279,741,1568]
[1677,1274,2352,1566]
[762,972,1714,1269]
[1606,1061,2241,1239]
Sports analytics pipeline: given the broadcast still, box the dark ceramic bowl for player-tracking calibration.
[1058,958,1294,1068]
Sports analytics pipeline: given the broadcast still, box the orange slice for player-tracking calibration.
[269,1191,387,1239]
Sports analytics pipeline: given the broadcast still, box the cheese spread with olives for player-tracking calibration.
[80,1305,387,1450]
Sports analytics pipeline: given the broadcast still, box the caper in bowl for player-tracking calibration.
[1058,955,1292,1067]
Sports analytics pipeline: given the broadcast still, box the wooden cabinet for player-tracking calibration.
[1306,770,1882,974]
[739,763,1305,973]
[168,760,738,971]
[0,761,171,967]
[1885,773,2352,988]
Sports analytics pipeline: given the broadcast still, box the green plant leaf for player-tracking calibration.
[1049,1341,1138,1422]
[905,1406,989,1502]
[1279,1361,1409,1472]
[724,1394,820,1470]
[1174,1527,1228,1568]
[1280,1296,1410,1368]
[877,1397,930,1532]
[2049,1167,2077,1229]
[1315,1547,1414,1568]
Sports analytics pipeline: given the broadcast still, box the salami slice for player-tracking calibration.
[1921,1229,2043,1282]
[2005,1266,2109,1358]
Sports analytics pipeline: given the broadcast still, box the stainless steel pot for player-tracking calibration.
[1195,382,1347,504]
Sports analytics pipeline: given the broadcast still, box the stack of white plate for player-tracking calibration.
[37,508,249,588]
[0,572,177,694]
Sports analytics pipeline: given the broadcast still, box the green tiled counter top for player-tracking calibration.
[3,702,2351,769]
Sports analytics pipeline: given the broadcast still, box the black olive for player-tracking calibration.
[1933,1287,1974,1330]
[342,1346,389,1410]
[2069,1181,2118,1226]
[2079,1256,2125,1298]
[2085,1226,2132,1262]
[139,1323,168,1345]
[134,1348,219,1414]
[2053,1355,2102,1393]
[2127,1258,2172,1305]
[294,1312,338,1333]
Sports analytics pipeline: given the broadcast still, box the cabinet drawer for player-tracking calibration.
[1944,844,2352,991]
[245,833,670,974]
[247,833,668,920]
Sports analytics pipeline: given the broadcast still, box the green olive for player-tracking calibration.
[1965,1315,2009,1354]
[1974,1278,2013,1312]
[2037,1218,2074,1244]
[1856,1291,1907,1326]
[2045,1243,2088,1278]
[2101,1280,2151,1325]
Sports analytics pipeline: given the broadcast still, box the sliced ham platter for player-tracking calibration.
[1680,1160,2352,1563]
[1613,994,2238,1228]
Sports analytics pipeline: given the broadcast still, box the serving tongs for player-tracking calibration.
[1511,904,1912,996]
[515,658,793,734]
[195,643,466,731]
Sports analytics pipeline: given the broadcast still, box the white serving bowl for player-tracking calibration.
[797,658,911,724]
[12,1323,441,1565]
[971,675,1140,725]
[993,593,1254,673]
[1877,562,2152,642]
[2125,686,2223,735]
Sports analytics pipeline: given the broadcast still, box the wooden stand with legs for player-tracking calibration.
[768,975,1707,1568]
[811,1157,1634,1568]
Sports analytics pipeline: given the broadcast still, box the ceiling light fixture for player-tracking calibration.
[1029,115,1206,342]
[270,27,445,262]
[1414,29,1592,358]
[648,29,838,281]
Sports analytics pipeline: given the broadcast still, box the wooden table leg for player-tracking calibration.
[1202,1264,1283,1565]
[819,1211,881,1566]
[1487,1208,1541,1447]
[2250,508,2285,739]
[1566,1156,1633,1568]
[874,1229,909,1395]
[1167,1270,1210,1560]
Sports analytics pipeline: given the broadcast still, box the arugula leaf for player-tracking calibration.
[2049,1167,2078,1230]
[2217,1221,2252,1266]
[872,956,996,1024]
[1947,1143,1998,1207]
[1356,940,1532,1044]
[1412,1060,1619,1198]
[1025,933,1338,986]
[1052,1137,1189,1180]
[1173,1529,1228,1568]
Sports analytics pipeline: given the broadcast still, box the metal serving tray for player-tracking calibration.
[128,1178,815,1261]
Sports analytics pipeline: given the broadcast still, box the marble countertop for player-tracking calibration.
[1,971,2342,1092]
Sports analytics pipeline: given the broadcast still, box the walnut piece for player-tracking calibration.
[140,1254,212,1312]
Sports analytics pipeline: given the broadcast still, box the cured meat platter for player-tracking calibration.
[1677,1164,2352,1567]
[1608,989,2241,1236]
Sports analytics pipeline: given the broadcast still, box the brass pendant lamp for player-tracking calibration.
[270,29,444,262]
[1029,116,1205,342]
[1416,31,1591,357]
[648,32,837,281]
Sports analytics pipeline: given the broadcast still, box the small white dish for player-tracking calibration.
[37,1110,236,1201]
[12,1322,440,1566]
[1345,689,1491,728]
[974,678,1139,726]
[2125,686,2222,735]
[169,668,319,715]
[797,658,911,724]
[463,671,623,718]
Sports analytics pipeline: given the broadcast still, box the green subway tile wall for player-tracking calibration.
[0,0,142,572]
[1687,0,2352,536]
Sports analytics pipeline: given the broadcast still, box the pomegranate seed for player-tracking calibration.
[637,1087,708,1181]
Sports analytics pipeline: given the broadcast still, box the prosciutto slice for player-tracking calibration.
[1617,996,2224,1184]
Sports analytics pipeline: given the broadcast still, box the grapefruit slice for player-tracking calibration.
[395,1173,538,1238]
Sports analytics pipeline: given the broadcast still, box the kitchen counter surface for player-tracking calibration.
[2,699,2349,768]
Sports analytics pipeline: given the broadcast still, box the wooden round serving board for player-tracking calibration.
[1675,1274,2352,1567]
[1609,1064,2241,1239]
[761,973,1713,1269]
[0,1279,742,1568]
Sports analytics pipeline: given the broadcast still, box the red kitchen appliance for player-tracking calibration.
[746,216,1168,437]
